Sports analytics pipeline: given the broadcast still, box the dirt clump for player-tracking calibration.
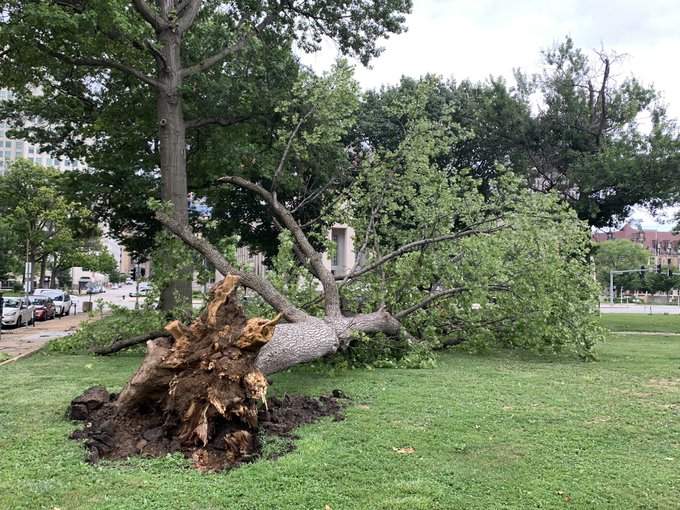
[69,387,346,471]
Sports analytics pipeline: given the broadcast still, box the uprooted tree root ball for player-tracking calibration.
[67,276,345,472]
[69,389,346,471]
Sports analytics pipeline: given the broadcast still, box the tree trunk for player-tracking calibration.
[156,23,192,312]
[69,277,402,470]
[38,253,48,289]
[255,310,403,374]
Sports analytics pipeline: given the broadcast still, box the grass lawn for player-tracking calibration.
[599,312,680,333]
[0,326,678,509]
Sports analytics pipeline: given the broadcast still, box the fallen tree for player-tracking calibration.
[70,83,603,470]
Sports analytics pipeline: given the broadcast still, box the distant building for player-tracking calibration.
[592,224,680,267]
[233,223,356,281]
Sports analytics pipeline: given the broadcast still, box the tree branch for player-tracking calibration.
[180,12,279,79]
[131,0,171,31]
[339,224,506,283]
[90,330,171,355]
[178,0,203,35]
[156,211,309,323]
[35,43,159,89]
[394,284,510,320]
[271,106,316,198]
[185,115,250,130]
[217,175,342,317]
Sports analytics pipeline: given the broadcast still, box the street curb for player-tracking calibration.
[0,346,43,367]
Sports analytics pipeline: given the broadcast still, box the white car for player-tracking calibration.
[2,297,35,327]
[36,290,72,316]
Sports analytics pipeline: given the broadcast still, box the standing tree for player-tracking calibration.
[592,238,651,292]
[645,266,679,301]
[353,39,680,231]
[0,217,20,285]
[0,0,411,310]
[0,160,97,289]
[513,37,680,227]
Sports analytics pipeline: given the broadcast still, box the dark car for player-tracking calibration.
[28,295,57,321]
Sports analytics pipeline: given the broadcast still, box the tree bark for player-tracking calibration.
[155,7,192,311]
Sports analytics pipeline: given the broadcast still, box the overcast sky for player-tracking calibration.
[300,0,680,229]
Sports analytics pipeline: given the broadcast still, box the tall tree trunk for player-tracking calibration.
[38,253,48,289]
[156,24,192,312]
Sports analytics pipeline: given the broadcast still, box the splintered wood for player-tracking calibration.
[108,275,279,471]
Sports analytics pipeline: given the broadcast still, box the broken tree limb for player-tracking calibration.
[90,330,172,355]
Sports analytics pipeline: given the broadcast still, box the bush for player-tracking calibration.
[45,307,167,353]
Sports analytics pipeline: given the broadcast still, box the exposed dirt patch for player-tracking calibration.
[69,386,346,472]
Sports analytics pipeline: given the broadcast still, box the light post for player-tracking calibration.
[135,262,140,310]
[609,266,652,304]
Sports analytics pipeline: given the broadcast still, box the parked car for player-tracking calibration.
[1,297,35,327]
[37,290,72,316]
[129,287,152,298]
[28,295,57,321]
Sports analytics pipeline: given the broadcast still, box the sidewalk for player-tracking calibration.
[0,312,98,364]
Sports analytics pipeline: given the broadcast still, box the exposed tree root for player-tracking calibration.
[68,276,347,472]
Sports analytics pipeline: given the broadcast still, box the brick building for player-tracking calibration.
[592,224,680,268]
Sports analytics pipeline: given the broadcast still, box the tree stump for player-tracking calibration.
[69,275,280,472]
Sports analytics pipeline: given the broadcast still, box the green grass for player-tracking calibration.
[599,312,680,333]
[1,332,679,509]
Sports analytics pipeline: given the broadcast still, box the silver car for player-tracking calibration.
[37,290,72,316]
[2,297,35,327]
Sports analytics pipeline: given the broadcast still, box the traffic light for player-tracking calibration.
[140,267,146,278]
[130,268,137,281]
[639,265,645,277]
[656,264,662,273]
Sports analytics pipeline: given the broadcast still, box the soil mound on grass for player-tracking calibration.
[68,386,346,472]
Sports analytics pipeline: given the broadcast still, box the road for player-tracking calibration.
[599,303,680,314]
[0,282,151,361]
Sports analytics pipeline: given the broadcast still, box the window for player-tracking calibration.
[15,141,22,149]
[28,147,35,154]
[4,151,10,158]
[28,157,34,163]
[4,141,10,148]
[36,158,42,165]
